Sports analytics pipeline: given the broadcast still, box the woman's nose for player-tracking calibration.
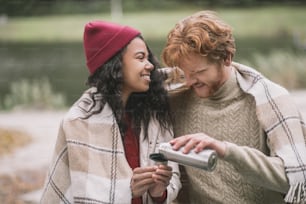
[145,60,154,70]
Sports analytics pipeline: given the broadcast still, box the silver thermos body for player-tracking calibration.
[150,142,218,171]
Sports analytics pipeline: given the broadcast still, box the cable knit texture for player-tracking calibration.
[169,65,302,204]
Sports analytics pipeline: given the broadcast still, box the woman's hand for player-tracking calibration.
[130,166,156,198]
[170,132,227,157]
[130,165,172,198]
[148,164,172,197]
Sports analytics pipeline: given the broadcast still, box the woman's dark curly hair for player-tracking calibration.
[86,35,173,139]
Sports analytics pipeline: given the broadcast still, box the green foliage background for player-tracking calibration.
[1,0,306,16]
[0,4,305,109]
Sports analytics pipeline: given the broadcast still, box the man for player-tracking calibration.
[161,10,306,204]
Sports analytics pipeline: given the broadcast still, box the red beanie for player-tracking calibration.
[83,21,141,74]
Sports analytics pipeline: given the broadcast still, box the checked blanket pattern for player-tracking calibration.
[163,62,306,203]
[233,62,306,203]
[40,88,181,204]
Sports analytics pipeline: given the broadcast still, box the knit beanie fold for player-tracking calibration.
[83,21,141,74]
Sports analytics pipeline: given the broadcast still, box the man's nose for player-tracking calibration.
[184,73,196,87]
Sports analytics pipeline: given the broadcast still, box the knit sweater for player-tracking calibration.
[170,67,289,204]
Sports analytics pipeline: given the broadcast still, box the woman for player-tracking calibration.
[41,21,181,204]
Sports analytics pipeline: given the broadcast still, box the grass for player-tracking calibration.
[1,6,305,58]
[220,7,306,37]
[0,6,305,42]
[0,6,305,106]
[3,78,67,110]
[0,10,197,43]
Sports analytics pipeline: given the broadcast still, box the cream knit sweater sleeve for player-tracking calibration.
[224,141,290,193]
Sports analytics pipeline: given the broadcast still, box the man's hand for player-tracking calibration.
[170,132,226,157]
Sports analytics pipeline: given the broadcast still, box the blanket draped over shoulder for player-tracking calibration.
[40,88,181,204]
[162,62,306,203]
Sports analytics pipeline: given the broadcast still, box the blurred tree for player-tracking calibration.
[0,0,37,16]
[0,0,306,16]
[0,0,109,16]
[111,0,122,20]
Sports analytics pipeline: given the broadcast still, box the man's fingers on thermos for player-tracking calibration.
[171,135,190,150]
[183,139,198,154]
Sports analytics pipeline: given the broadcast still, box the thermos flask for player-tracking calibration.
[150,142,217,171]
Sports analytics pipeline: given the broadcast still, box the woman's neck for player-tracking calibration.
[121,92,130,108]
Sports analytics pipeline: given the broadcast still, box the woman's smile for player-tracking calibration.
[141,73,151,82]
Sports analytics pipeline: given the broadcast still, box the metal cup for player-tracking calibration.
[149,153,168,165]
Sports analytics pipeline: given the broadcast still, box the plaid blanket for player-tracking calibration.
[163,62,306,203]
[40,88,181,204]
